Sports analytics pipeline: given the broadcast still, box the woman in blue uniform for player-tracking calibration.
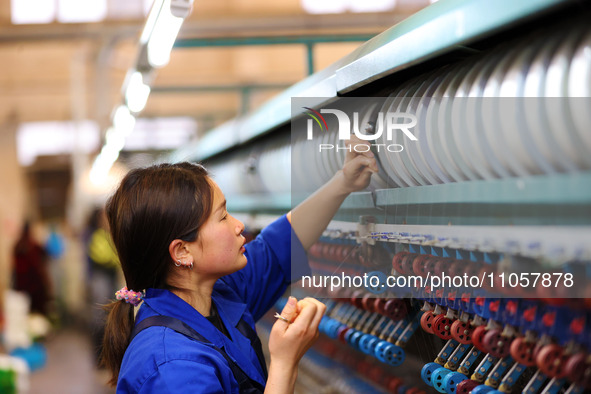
[101,137,377,393]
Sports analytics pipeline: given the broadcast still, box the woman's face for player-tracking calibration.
[187,179,247,277]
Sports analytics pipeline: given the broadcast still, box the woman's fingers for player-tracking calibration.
[346,154,378,175]
[286,297,325,346]
[300,297,326,329]
[344,135,375,161]
[290,299,317,331]
[339,134,379,193]
[275,296,298,331]
[268,297,326,371]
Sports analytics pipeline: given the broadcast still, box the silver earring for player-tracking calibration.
[175,259,193,269]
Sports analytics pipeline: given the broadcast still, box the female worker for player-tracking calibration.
[101,136,378,393]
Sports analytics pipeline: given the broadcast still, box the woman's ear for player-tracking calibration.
[168,239,193,264]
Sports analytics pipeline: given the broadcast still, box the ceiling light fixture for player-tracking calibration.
[124,71,152,113]
[90,0,194,185]
[141,0,193,68]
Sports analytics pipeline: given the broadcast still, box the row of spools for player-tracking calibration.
[303,239,591,394]
[207,19,590,197]
[305,283,589,394]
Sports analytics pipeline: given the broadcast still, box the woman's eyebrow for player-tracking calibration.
[216,200,227,212]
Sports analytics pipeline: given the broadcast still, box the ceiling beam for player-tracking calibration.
[0,12,414,43]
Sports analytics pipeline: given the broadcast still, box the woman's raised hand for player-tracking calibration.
[268,296,326,369]
[264,296,326,393]
[340,134,379,193]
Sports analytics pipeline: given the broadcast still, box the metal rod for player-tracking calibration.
[151,83,291,93]
[306,42,315,75]
[174,34,375,48]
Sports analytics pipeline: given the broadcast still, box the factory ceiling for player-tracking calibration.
[0,0,424,133]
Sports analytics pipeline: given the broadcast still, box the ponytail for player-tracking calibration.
[100,300,135,387]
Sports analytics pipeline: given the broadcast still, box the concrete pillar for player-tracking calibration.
[0,121,28,311]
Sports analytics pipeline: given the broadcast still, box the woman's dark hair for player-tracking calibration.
[100,162,212,386]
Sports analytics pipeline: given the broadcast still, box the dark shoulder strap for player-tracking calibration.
[131,315,207,343]
[236,319,268,379]
[130,316,264,394]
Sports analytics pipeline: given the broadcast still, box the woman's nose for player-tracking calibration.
[236,218,245,234]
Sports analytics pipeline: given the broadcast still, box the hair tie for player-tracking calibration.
[115,286,143,307]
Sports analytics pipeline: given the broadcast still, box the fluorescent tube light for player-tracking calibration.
[125,71,151,113]
[113,105,136,136]
[142,0,193,68]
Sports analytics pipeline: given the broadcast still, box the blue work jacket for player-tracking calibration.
[116,215,310,393]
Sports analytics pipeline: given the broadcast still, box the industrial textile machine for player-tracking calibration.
[170,0,591,392]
